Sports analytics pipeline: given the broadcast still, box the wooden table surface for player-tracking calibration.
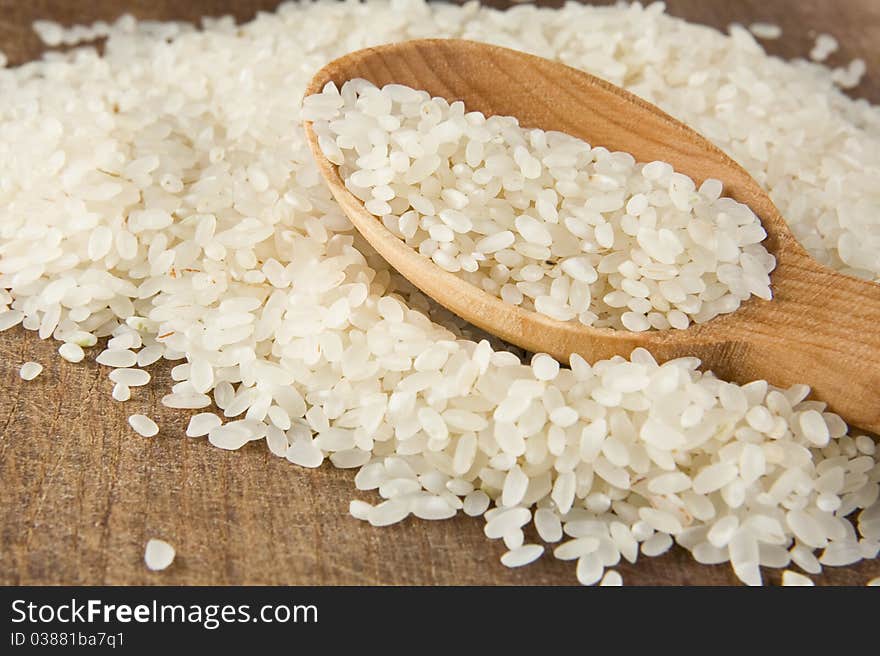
[1,0,878,586]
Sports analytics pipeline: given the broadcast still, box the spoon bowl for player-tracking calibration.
[304,38,880,433]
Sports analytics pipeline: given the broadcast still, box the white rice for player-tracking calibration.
[576,552,604,585]
[599,569,623,586]
[310,79,775,332]
[748,23,782,40]
[96,348,138,368]
[186,412,222,437]
[109,368,151,387]
[781,570,815,586]
[128,414,159,437]
[534,507,563,543]
[112,382,131,402]
[58,342,85,363]
[810,34,839,62]
[144,538,175,571]
[18,361,43,380]
[500,543,544,567]
[349,499,373,521]
[1,1,877,587]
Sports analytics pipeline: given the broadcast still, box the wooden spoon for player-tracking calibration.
[303,38,880,433]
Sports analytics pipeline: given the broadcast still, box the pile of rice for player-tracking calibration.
[1,0,878,586]
[308,79,775,331]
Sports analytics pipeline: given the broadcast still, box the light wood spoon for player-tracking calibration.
[303,38,880,433]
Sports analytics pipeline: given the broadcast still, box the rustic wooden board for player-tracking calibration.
[1,0,878,586]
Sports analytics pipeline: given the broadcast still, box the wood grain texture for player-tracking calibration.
[305,38,880,433]
[1,0,878,586]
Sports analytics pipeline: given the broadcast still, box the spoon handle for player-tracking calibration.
[693,250,880,434]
